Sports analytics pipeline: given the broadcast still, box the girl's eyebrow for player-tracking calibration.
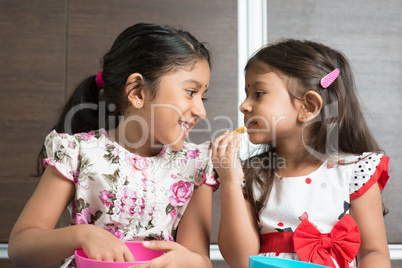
[251,81,269,88]
[183,79,208,89]
[245,81,269,92]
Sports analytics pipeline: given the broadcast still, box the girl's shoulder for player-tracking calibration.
[45,129,105,144]
[335,152,385,164]
[164,141,212,160]
[43,129,106,182]
[330,152,389,200]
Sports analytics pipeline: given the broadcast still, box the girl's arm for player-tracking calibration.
[213,131,260,268]
[134,183,213,268]
[8,166,134,267]
[350,182,391,268]
[176,183,213,266]
[219,182,260,268]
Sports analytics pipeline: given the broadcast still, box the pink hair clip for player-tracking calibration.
[320,68,340,88]
[95,71,105,88]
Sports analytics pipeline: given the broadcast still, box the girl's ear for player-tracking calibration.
[126,73,145,108]
[298,90,323,122]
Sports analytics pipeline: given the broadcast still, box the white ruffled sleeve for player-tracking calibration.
[43,130,80,182]
[349,152,389,200]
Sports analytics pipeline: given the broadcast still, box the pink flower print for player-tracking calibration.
[159,146,167,156]
[197,161,203,168]
[120,190,145,216]
[76,208,91,224]
[170,208,177,219]
[171,174,177,179]
[169,181,193,207]
[78,131,95,141]
[73,170,80,184]
[99,190,115,207]
[163,231,174,242]
[187,149,200,159]
[105,224,125,240]
[112,147,121,156]
[141,178,148,190]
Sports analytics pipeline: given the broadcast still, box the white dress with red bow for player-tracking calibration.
[253,152,389,268]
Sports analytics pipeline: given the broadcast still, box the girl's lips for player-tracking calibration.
[179,124,189,137]
[245,121,256,129]
[178,120,194,138]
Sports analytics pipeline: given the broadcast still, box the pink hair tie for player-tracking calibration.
[95,71,105,88]
[320,68,340,88]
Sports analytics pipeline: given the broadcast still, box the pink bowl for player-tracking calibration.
[75,241,164,268]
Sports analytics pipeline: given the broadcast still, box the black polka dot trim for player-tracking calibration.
[349,153,382,195]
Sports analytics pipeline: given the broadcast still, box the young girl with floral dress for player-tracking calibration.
[9,23,218,268]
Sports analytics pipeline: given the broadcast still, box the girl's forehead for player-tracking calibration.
[246,70,286,85]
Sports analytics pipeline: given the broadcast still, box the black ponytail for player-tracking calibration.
[53,75,102,134]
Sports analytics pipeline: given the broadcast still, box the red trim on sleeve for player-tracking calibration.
[350,156,389,200]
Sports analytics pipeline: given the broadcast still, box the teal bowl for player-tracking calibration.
[249,256,329,268]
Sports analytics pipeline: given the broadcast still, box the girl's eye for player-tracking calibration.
[256,92,264,98]
[186,90,195,97]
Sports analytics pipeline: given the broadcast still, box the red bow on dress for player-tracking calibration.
[293,214,360,268]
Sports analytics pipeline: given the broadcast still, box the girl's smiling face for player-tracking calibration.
[145,59,210,151]
[240,69,301,146]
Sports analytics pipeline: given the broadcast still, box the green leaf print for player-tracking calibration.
[76,198,89,213]
[54,145,72,163]
[80,157,93,170]
[145,232,164,241]
[102,169,120,186]
[104,145,120,164]
[165,204,175,214]
[145,220,155,230]
[90,210,103,223]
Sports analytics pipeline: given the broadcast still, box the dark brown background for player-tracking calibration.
[0,0,401,267]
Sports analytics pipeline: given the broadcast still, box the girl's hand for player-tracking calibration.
[79,224,135,262]
[129,241,210,268]
[211,130,244,183]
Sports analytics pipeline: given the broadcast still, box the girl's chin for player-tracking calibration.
[248,135,269,145]
[166,135,186,151]
[168,141,185,151]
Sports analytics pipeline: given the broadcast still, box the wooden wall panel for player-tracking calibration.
[67,0,238,244]
[266,0,402,243]
[0,1,66,245]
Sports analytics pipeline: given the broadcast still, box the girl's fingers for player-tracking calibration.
[212,131,241,160]
[124,249,136,262]
[223,133,240,153]
[141,240,176,252]
[212,130,230,156]
[129,241,172,267]
[113,254,125,262]
[212,130,229,148]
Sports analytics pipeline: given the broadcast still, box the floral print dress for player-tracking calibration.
[250,153,389,268]
[43,129,218,267]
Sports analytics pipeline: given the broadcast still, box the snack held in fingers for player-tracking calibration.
[233,126,247,134]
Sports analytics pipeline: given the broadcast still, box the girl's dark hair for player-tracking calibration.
[242,39,385,217]
[36,23,211,176]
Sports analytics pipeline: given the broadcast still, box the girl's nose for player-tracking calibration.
[192,98,207,119]
[239,99,250,114]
